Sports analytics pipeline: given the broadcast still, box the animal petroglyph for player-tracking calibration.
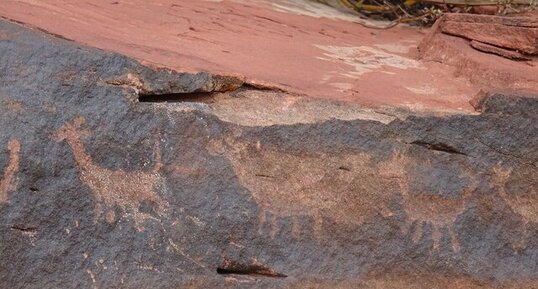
[210,137,395,239]
[493,165,538,249]
[0,139,20,203]
[53,117,167,230]
[380,151,477,252]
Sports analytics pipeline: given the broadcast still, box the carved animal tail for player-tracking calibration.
[153,139,163,173]
[493,165,512,202]
[462,164,479,201]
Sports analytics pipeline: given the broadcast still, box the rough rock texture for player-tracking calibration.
[469,40,531,61]
[1,19,538,289]
[418,14,538,93]
[441,13,538,55]
[0,0,502,112]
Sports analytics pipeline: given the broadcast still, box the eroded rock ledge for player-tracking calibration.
[0,20,537,288]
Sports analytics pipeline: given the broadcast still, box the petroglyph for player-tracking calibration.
[53,117,167,230]
[210,137,395,239]
[0,139,20,203]
[493,165,538,249]
[380,151,477,252]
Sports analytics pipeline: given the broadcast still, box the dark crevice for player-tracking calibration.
[29,187,39,192]
[410,140,467,155]
[138,92,218,103]
[217,260,287,278]
[255,174,276,179]
[11,225,38,232]
[338,166,351,171]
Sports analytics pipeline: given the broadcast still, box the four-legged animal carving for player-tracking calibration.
[48,117,532,252]
[53,116,167,230]
[380,151,477,252]
[210,137,395,240]
[0,139,20,203]
[493,165,538,250]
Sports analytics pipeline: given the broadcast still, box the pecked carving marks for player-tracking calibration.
[380,152,477,252]
[52,117,166,230]
[211,138,396,239]
[0,139,20,203]
[493,165,538,248]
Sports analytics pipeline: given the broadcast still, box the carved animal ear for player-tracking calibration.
[493,164,511,174]
[72,116,92,137]
[7,139,20,154]
[72,116,86,128]
[493,164,512,182]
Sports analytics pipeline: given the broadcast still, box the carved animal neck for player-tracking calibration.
[65,134,93,169]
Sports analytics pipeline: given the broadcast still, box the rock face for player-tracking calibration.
[0,19,537,289]
[441,13,538,55]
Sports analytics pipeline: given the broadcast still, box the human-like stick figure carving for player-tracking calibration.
[53,117,167,230]
[0,139,20,203]
[493,165,537,249]
[380,151,477,252]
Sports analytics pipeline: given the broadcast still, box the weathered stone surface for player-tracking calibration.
[0,0,490,112]
[470,40,532,61]
[418,17,538,92]
[442,22,538,55]
[440,13,538,55]
[1,19,537,289]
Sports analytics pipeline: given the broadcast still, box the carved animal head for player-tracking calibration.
[52,116,91,142]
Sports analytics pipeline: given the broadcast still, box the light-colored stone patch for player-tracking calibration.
[271,0,392,28]
[152,90,397,126]
[315,44,423,77]
[272,0,359,22]
[374,43,416,54]
[405,85,438,95]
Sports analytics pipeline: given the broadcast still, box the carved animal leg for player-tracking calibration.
[431,225,442,252]
[133,214,146,232]
[448,225,461,252]
[522,221,530,248]
[105,209,116,224]
[412,221,424,243]
[270,213,279,239]
[94,200,104,223]
[379,205,394,218]
[153,139,163,173]
[312,213,323,238]
[400,219,412,235]
[513,220,530,251]
[258,210,267,235]
[291,216,301,239]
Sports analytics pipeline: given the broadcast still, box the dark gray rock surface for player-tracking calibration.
[0,20,537,288]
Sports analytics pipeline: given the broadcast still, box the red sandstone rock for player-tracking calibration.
[0,1,537,114]
[470,40,532,60]
[419,14,538,95]
[442,22,538,55]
